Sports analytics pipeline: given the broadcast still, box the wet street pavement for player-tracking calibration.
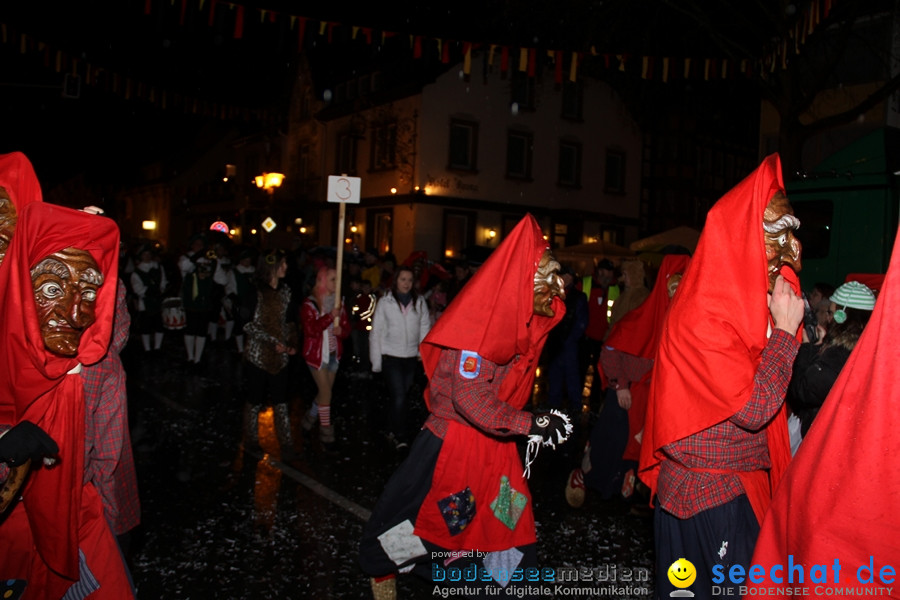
[122,336,655,599]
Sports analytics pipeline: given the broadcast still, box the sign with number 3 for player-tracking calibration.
[327,175,361,204]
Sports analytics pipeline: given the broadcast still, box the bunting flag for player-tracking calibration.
[233,4,243,39]
[0,0,841,127]
[463,42,472,76]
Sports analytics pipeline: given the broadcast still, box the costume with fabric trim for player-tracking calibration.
[638,155,802,600]
[359,214,565,596]
[0,202,133,599]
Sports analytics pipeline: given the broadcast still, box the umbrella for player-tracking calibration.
[628,226,701,254]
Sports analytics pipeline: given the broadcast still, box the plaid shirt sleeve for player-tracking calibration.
[109,279,131,355]
[658,328,800,518]
[600,346,654,390]
[425,349,533,439]
[81,278,141,534]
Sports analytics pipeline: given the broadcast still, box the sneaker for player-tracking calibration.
[320,424,335,445]
[621,468,636,499]
[301,410,317,432]
[565,468,586,508]
[385,432,407,450]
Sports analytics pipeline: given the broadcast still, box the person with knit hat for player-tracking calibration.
[639,155,805,599]
[359,214,573,600]
[787,280,875,442]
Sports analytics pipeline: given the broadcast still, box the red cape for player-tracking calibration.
[747,227,900,596]
[0,202,119,580]
[421,213,564,411]
[604,254,691,361]
[639,154,796,523]
[0,151,43,212]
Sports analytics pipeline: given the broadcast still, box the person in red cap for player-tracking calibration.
[359,214,573,600]
[639,155,805,600]
[745,233,899,597]
[0,202,133,598]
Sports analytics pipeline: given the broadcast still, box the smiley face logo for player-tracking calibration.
[667,558,696,588]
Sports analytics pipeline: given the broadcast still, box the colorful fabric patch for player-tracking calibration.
[377,519,428,567]
[458,350,482,379]
[490,475,528,530]
[483,548,524,588]
[437,487,477,536]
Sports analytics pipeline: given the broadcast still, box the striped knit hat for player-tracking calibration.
[830,281,875,323]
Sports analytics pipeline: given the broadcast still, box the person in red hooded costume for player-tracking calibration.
[0,201,133,599]
[0,152,59,503]
[359,214,572,600]
[639,155,805,600]
[565,254,690,507]
[745,227,900,597]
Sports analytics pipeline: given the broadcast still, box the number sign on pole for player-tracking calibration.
[326,175,362,317]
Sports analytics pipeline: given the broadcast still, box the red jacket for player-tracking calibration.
[300,296,350,369]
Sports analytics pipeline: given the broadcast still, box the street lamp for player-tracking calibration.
[255,172,285,194]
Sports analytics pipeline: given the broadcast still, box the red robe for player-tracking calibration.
[415,214,564,550]
[0,202,132,599]
[639,154,797,524]
[746,226,900,596]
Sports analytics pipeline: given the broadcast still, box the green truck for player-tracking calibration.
[787,127,900,290]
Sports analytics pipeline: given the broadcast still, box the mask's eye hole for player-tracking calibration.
[38,282,64,298]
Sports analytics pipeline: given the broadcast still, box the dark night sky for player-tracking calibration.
[0,1,846,191]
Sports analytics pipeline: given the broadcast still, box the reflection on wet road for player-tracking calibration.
[123,338,654,599]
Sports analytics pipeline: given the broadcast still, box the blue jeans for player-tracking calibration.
[382,355,418,442]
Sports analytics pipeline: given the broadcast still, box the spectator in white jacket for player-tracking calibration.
[370,266,432,449]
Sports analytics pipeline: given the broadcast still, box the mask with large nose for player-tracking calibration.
[31,247,103,356]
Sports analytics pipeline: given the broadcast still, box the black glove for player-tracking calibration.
[529,412,569,445]
[0,421,59,466]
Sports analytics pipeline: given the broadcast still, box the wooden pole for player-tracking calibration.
[334,201,346,319]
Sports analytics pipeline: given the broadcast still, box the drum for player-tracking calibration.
[162,297,187,330]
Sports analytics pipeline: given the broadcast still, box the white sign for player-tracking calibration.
[261,217,277,233]
[327,175,361,204]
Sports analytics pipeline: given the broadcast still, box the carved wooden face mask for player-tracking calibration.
[533,249,565,317]
[763,190,802,291]
[31,247,103,356]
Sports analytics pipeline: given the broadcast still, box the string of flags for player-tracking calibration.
[0,0,835,118]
